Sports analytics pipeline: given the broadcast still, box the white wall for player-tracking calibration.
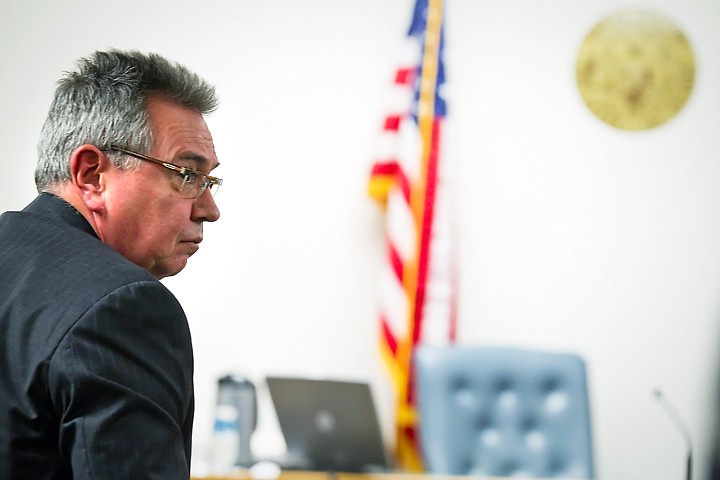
[1,1,719,479]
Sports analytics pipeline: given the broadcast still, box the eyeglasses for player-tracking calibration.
[106,145,223,199]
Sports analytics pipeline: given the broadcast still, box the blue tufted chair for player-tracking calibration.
[414,345,594,478]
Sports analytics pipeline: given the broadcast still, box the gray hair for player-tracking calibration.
[35,49,218,192]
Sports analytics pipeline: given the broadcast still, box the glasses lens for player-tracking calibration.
[180,174,221,199]
[170,171,200,198]
[207,180,221,198]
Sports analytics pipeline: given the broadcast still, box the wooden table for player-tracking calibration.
[192,471,506,480]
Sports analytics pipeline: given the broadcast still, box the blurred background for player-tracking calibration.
[1,1,719,479]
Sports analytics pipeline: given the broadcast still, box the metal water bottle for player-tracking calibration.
[212,374,257,471]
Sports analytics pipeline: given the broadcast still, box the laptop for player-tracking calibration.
[265,376,392,473]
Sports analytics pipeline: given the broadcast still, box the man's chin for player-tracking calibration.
[150,258,189,280]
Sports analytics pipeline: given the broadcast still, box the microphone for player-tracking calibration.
[653,389,692,480]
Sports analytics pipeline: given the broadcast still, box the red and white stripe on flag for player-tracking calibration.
[368,0,456,471]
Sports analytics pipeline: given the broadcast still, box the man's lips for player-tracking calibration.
[181,237,202,255]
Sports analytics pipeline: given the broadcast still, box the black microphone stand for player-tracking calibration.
[654,389,692,480]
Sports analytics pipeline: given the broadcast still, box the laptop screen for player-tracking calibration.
[266,376,391,473]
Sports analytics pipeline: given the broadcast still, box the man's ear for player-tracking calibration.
[69,144,110,212]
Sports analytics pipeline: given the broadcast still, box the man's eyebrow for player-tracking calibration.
[177,152,220,170]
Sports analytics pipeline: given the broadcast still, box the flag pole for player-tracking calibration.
[396,0,444,470]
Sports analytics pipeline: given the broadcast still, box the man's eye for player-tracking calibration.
[181,171,200,185]
[176,170,201,193]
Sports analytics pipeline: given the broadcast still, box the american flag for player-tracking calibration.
[368,0,456,470]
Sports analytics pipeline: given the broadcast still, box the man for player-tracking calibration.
[0,50,221,479]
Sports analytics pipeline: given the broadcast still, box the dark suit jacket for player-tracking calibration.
[0,193,194,479]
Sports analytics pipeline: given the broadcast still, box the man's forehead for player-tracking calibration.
[146,98,219,170]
